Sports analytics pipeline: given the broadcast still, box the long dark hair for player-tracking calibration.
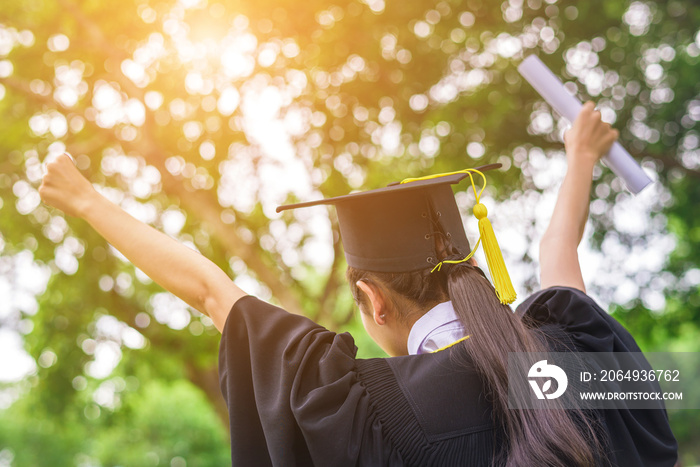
[347,264,604,466]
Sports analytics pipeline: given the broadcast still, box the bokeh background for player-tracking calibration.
[0,0,698,465]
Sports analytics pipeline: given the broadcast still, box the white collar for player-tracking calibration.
[406,301,467,355]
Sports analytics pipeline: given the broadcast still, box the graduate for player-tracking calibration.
[39,102,677,466]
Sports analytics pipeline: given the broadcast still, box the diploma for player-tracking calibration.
[517,55,653,194]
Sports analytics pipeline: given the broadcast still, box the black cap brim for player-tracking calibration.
[276,163,501,213]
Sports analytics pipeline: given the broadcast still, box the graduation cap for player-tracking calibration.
[276,164,516,304]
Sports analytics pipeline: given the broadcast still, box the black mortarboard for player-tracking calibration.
[276,164,502,274]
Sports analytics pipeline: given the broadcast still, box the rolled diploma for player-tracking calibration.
[517,55,653,194]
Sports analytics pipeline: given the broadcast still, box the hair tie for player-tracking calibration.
[437,259,491,286]
[435,254,472,274]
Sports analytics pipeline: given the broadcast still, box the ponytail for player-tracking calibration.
[446,265,601,466]
[347,265,604,466]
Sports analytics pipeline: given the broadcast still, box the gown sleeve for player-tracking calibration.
[517,286,645,353]
[516,286,678,467]
[218,295,387,466]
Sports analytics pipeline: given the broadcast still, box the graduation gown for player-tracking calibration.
[218,286,677,466]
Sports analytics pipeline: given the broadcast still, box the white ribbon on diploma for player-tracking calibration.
[518,55,653,194]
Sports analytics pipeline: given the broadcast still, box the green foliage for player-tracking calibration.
[0,0,698,463]
[0,380,229,466]
[0,402,86,466]
[94,381,230,466]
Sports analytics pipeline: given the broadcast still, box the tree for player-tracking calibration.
[0,0,698,463]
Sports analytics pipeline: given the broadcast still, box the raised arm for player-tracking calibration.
[39,154,246,331]
[539,102,619,293]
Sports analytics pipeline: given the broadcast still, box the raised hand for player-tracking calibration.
[39,154,96,218]
[564,101,620,170]
[539,101,620,293]
[38,152,244,330]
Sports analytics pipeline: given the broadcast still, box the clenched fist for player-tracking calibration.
[39,154,97,218]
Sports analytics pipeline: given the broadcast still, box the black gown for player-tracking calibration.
[218,286,678,466]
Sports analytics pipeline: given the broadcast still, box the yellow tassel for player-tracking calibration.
[404,168,517,305]
[473,203,517,305]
